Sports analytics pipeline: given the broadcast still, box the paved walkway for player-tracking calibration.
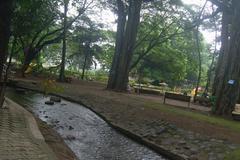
[0,98,57,160]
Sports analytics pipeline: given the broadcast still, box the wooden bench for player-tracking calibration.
[163,92,191,107]
[232,104,240,121]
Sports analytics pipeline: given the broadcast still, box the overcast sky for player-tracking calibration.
[182,0,216,44]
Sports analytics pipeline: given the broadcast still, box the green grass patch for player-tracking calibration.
[146,102,240,133]
[224,148,240,160]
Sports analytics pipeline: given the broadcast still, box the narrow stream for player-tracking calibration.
[6,88,166,160]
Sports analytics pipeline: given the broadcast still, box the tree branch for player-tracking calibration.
[35,0,94,49]
[30,16,56,48]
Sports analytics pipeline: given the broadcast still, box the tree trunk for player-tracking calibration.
[214,0,240,116]
[107,0,126,89]
[59,0,69,82]
[212,5,230,96]
[193,28,202,102]
[0,37,16,107]
[21,46,41,77]
[81,52,87,80]
[0,0,13,108]
[107,0,143,91]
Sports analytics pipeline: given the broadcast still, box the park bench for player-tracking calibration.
[232,104,240,121]
[163,92,191,107]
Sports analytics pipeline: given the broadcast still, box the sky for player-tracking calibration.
[182,0,216,44]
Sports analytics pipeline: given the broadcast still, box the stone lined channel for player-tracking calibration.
[6,89,167,160]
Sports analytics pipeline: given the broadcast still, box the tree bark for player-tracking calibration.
[21,47,39,77]
[81,49,88,80]
[0,0,13,107]
[214,0,240,116]
[107,0,143,91]
[107,0,126,89]
[59,0,69,82]
[212,4,230,96]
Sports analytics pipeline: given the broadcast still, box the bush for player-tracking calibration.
[94,70,109,82]
[40,79,64,95]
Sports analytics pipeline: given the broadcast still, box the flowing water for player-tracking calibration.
[6,88,167,160]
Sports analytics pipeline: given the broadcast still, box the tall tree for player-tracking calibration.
[14,0,92,77]
[212,0,231,96]
[0,0,13,107]
[130,0,198,71]
[106,0,213,91]
[59,0,69,82]
[67,17,104,79]
[107,0,143,91]
[13,0,60,76]
[213,0,240,116]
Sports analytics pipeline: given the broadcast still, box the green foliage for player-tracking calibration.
[40,79,64,95]
[11,0,215,93]
[12,0,61,67]
[133,33,200,87]
[67,17,106,72]
[13,0,60,38]
[129,1,203,87]
[147,102,240,133]
[224,148,240,160]
[210,96,217,112]
[98,44,114,70]
[83,70,109,83]
[42,44,62,68]
[94,70,109,82]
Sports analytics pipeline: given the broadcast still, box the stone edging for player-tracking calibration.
[4,97,58,160]
[5,97,45,140]
[54,94,185,160]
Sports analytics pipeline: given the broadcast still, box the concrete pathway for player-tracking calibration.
[0,98,57,160]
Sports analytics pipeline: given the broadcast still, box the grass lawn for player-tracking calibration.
[224,148,240,160]
[146,102,240,133]
[145,102,240,159]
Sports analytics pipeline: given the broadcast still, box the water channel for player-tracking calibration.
[6,88,166,160]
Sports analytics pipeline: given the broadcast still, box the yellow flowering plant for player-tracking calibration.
[41,79,64,95]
